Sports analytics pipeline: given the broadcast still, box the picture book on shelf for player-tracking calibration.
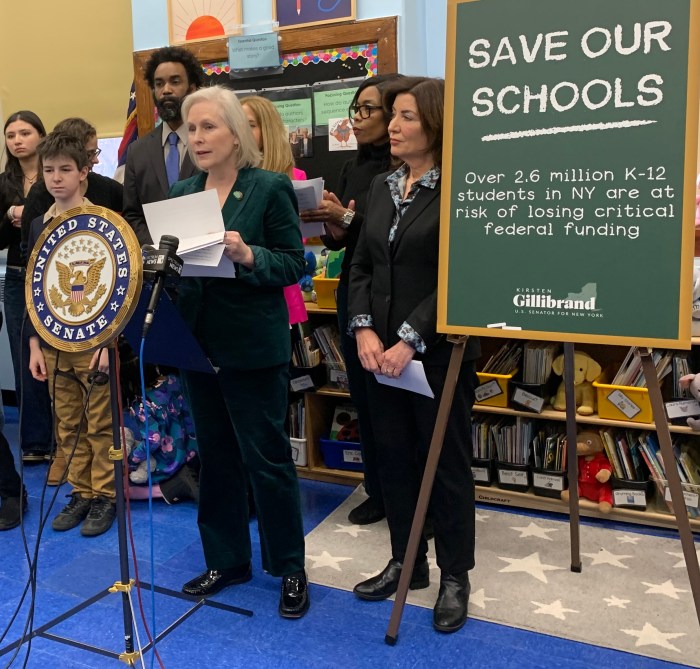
[329,404,359,442]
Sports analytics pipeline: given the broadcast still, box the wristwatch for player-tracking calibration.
[339,209,355,230]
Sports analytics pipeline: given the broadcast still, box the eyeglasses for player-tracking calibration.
[348,104,383,120]
[87,148,102,159]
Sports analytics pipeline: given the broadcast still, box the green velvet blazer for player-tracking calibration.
[170,168,304,370]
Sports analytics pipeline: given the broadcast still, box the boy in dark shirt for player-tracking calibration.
[26,132,115,537]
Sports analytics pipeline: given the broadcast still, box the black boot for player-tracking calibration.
[160,464,200,504]
[348,496,385,525]
[433,571,470,633]
[354,558,430,601]
[0,492,28,531]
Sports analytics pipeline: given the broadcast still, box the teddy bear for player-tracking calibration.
[561,430,613,512]
[679,374,700,431]
[551,351,602,415]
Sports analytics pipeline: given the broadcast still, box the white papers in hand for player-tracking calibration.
[374,360,435,398]
[143,189,235,278]
[293,177,326,237]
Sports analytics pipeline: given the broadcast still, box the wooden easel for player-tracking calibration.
[384,340,700,644]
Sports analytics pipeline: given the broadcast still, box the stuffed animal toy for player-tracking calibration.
[561,430,613,513]
[551,351,602,415]
[679,374,700,431]
[299,251,317,297]
[121,427,156,485]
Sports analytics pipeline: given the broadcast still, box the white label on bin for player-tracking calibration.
[533,472,564,491]
[290,375,314,392]
[330,369,349,387]
[498,469,528,486]
[606,390,641,419]
[613,489,646,507]
[512,387,545,413]
[665,399,700,420]
[343,449,362,464]
[476,379,502,402]
[472,466,490,483]
[664,487,700,509]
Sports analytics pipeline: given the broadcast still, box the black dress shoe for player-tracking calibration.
[433,572,470,633]
[0,493,28,531]
[353,558,430,601]
[279,570,309,618]
[182,563,252,597]
[348,497,385,525]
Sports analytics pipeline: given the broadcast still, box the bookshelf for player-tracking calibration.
[295,303,700,531]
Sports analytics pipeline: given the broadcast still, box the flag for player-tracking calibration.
[117,81,138,168]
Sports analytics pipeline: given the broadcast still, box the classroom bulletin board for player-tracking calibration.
[131,18,396,194]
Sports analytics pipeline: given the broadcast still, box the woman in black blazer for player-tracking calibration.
[348,77,480,634]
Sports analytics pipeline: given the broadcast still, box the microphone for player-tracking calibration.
[141,235,183,339]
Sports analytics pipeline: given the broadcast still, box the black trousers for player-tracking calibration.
[336,280,382,500]
[0,430,22,499]
[182,364,305,577]
[0,311,22,499]
[367,361,477,575]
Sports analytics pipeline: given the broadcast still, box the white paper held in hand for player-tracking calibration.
[143,189,235,278]
[293,177,325,237]
[374,360,435,398]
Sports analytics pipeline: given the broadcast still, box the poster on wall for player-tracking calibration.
[312,78,362,135]
[168,0,243,44]
[438,0,700,348]
[273,0,356,30]
[262,87,315,158]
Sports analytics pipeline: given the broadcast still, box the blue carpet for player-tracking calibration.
[0,406,693,668]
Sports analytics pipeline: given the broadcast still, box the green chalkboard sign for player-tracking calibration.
[439,0,700,347]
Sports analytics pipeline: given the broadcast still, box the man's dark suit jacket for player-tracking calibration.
[348,172,480,367]
[123,126,197,247]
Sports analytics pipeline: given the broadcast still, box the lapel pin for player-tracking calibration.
[233,191,244,200]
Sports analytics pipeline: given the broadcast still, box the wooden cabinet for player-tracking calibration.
[295,302,700,531]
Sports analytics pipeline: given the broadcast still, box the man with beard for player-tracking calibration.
[123,46,204,246]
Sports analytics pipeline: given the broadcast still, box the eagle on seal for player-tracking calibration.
[49,257,107,317]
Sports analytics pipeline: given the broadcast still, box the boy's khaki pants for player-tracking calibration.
[42,347,115,500]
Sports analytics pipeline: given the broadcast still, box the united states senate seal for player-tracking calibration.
[25,205,142,352]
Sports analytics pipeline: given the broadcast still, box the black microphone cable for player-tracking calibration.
[2,348,100,669]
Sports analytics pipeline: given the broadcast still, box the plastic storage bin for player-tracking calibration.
[651,477,700,517]
[610,476,652,510]
[496,461,530,492]
[471,457,495,486]
[320,438,363,471]
[475,370,517,408]
[532,468,567,498]
[290,437,308,467]
[593,374,653,423]
[324,360,349,391]
[289,364,325,392]
[312,276,340,309]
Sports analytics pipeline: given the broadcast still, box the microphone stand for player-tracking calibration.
[1,307,252,667]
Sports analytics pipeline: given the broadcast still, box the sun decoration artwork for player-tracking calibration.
[168,0,243,44]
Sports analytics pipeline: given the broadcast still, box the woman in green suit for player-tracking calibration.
[171,85,308,618]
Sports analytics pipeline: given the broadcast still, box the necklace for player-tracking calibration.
[23,173,38,184]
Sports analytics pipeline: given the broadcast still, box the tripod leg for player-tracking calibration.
[108,347,136,655]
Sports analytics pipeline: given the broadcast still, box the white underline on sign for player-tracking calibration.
[481,119,656,142]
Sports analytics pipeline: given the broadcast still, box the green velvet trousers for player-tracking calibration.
[183,364,305,577]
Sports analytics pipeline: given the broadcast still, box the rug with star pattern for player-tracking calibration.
[304,487,700,665]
